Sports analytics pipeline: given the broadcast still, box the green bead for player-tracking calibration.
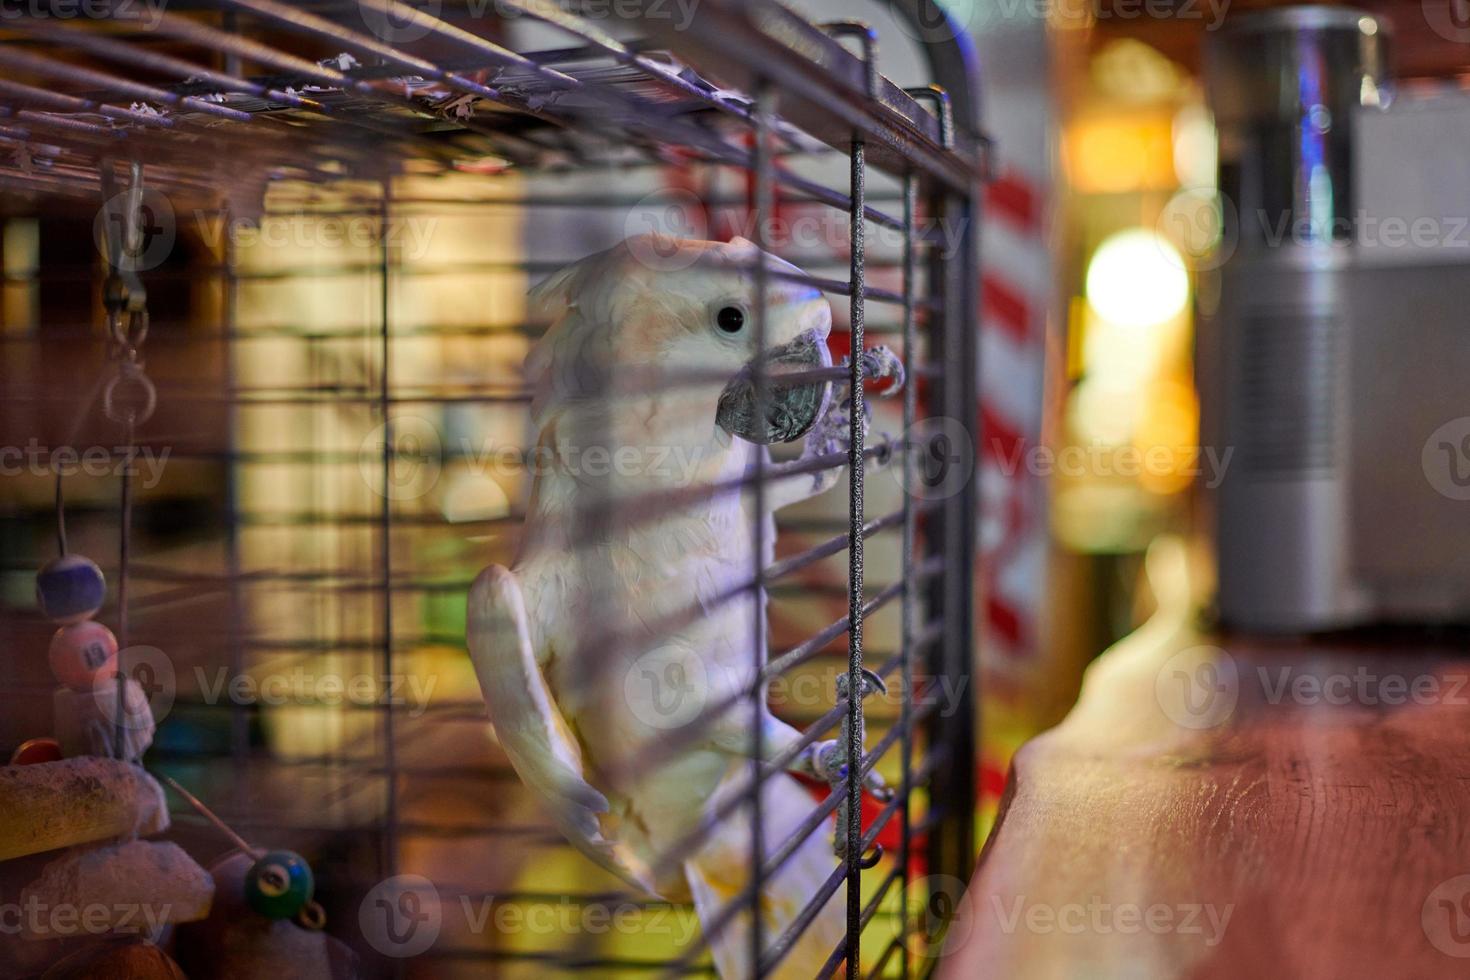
[244,850,314,919]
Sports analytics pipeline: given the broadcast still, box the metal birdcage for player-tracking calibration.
[0,1,987,976]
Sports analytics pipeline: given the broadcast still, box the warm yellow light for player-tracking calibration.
[1085,229,1189,328]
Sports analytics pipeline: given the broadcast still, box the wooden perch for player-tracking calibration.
[0,757,169,862]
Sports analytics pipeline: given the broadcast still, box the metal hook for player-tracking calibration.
[859,843,885,869]
[904,85,954,151]
[98,158,149,313]
[821,22,880,100]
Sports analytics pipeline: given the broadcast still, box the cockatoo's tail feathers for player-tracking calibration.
[687,769,846,979]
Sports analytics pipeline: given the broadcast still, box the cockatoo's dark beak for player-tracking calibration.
[716,332,832,445]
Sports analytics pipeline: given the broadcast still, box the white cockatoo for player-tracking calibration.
[468,234,899,977]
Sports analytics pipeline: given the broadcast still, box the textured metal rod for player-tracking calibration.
[10,18,319,110]
[756,713,943,977]
[0,78,172,129]
[673,689,932,977]
[816,867,903,979]
[0,45,251,122]
[844,135,868,971]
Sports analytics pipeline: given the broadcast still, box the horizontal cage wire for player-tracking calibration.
[0,1,986,978]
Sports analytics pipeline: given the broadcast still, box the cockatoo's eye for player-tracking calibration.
[715,306,746,333]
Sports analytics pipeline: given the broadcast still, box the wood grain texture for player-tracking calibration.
[941,541,1470,980]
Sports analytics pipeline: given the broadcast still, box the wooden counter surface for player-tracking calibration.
[940,541,1470,979]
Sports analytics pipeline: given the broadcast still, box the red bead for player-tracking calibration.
[48,621,119,692]
[9,738,62,765]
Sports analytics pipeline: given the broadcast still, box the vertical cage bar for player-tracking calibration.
[844,135,867,972]
[223,203,248,765]
[898,170,917,980]
[923,188,979,916]
[378,182,400,899]
[749,79,773,972]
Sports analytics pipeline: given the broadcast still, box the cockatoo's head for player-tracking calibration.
[526,235,833,454]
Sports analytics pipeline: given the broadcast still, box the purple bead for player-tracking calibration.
[35,555,106,624]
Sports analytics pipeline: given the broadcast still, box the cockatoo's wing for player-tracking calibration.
[467,565,659,895]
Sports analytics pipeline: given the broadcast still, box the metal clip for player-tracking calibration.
[98,158,149,314]
[821,22,880,101]
[904,85,954,151]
